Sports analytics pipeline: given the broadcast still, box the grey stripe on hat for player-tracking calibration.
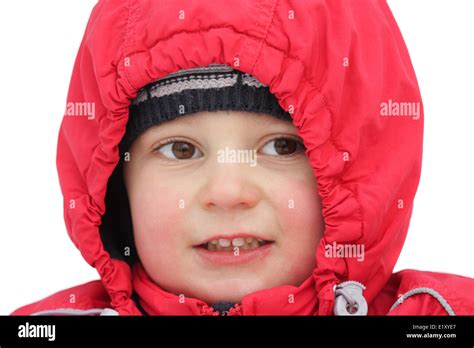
[148,74,238,100]
[132,65,266,105]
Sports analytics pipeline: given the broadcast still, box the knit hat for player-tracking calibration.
[119,63,292,155]
[101,64,292,265]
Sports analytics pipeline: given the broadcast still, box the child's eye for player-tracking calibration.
[260,137,305,156]
[156,141,203,160]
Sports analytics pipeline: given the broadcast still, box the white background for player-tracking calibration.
[0,1,473,315]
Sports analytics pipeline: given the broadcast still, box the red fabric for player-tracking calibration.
[11,0,474,316]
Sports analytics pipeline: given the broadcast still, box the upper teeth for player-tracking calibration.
[232,238,245,247]
[203,237,266,251]
[219,239,231,247]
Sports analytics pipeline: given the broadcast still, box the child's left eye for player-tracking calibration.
[260,137,305,156]
[157,141,203,160]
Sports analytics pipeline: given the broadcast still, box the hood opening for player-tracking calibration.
[99,157,138,267]
[58,0,423,316]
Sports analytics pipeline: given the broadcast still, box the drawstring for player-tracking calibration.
[389,287,456,316]
[333,281,368,316]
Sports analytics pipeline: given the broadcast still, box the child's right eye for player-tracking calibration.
[156,141,203,160]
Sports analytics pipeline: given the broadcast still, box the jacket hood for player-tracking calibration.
[57,0,423,315]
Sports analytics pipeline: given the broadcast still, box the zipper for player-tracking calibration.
[201,303,242,316]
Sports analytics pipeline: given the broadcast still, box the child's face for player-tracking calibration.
[123,111,324,304]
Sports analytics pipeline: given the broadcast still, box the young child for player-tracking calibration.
[12,0,473,316]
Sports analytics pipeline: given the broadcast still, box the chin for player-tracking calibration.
[189,277,271,304]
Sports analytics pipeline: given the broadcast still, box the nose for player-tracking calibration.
[199,164,261,211]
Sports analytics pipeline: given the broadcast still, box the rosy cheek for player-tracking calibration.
[278,176,321,221]
[272,179,323,256]
[132,183,187,250]
[270,180,322,281]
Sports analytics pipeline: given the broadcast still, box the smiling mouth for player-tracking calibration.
[196,236,273,252]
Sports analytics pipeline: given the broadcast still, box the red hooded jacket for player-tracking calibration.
[11,0,474,316]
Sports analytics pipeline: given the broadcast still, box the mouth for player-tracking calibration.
[193,234,275,265]
[195,236,272,252]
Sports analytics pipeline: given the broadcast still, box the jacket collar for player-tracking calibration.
[131,261,318,315]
